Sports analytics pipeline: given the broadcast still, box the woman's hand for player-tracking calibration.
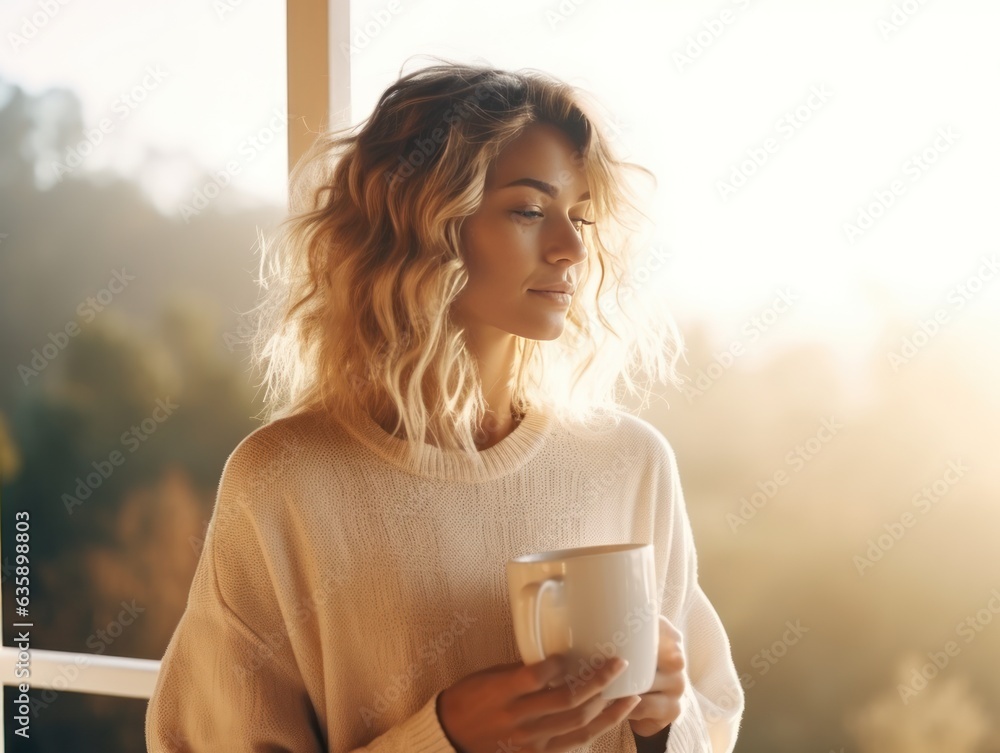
[627,615,687,737]
[437,653,641,753]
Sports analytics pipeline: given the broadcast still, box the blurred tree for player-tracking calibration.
[0,410,21,482]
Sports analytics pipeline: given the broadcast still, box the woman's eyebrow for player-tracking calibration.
[499,177,590,202]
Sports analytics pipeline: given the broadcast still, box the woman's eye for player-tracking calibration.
[511,210,595,232]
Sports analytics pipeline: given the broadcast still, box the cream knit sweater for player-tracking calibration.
[145,403,744,753]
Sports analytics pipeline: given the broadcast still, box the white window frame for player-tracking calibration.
[0,0,349,738]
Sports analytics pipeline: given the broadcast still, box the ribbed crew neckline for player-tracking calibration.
[337,405,555,482]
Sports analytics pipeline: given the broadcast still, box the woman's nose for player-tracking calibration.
[546,219,588,265]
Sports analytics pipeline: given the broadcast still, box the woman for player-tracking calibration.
[145,60,744,752]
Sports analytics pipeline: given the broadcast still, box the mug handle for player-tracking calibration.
[519,577,563,664]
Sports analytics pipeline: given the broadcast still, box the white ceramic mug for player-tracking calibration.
[506,543,659,700]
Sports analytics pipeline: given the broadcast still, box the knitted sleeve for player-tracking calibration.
[653,436,745,753]
[143,438,325,752]
[144,437,458,753]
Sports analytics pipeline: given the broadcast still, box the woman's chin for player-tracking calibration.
[518,321,567,341]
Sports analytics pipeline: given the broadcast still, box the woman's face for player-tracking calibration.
[453,122,591,342]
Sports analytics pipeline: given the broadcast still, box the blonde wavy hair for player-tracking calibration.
[248,58,683,461]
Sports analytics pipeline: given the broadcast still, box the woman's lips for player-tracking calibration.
[529,290,572,305]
